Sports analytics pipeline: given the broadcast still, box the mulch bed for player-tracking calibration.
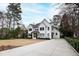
[0,45,19,51]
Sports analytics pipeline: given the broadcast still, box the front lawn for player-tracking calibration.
[0,39,44,51]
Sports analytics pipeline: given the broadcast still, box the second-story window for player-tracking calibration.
[51,26,53,30]
[40,27,44,31]
[48,27,49,30]
[29,28,32,31]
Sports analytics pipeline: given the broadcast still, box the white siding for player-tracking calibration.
[38,20,51,38]
[27,25,33,34]
[52,28,60,39]
[38,23,45,38]
[27,19,60,39]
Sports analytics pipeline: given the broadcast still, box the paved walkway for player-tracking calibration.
[0,39,78,56]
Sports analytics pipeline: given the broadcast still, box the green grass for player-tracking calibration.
[65,37,79,53]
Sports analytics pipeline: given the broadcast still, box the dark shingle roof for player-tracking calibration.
[30,23,40,28]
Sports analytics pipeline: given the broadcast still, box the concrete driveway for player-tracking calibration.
[0,39,78,56]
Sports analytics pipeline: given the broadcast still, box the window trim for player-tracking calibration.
[51,26,53,30]
[56,33,57,35]
[29,28,32,31]
[40,27,44,31]
[48,27,49,30]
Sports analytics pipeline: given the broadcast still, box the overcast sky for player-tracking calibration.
[0,3,62,27]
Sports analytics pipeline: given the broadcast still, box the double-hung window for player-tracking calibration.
[40,27,44,31]
[48,27,49,30]
[29,28,32,31]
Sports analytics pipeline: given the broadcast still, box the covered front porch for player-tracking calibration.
[32,31,39,39]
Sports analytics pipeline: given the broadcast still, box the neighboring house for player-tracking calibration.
[27,16,61,39]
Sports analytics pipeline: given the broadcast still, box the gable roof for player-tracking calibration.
[38,18,50,27]
[29,23,40,28]
[28,18,60,30]
[28,19,50,28]
[41,18,50,24]
[32,23,40,28]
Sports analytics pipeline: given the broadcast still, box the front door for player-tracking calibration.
[33,33,37,39]
[51,32,54,39]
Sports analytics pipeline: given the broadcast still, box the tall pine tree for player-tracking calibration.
[7,3,22,38]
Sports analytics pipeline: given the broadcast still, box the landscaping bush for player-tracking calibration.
[65,37,79,53]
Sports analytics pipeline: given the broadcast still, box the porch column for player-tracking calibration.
[32,33,36,39]
[50,26,51,39]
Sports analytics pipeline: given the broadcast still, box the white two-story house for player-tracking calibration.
[27,15,61,39]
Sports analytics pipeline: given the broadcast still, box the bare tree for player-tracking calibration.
[0,11,6,38]
[60,3,79,37]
